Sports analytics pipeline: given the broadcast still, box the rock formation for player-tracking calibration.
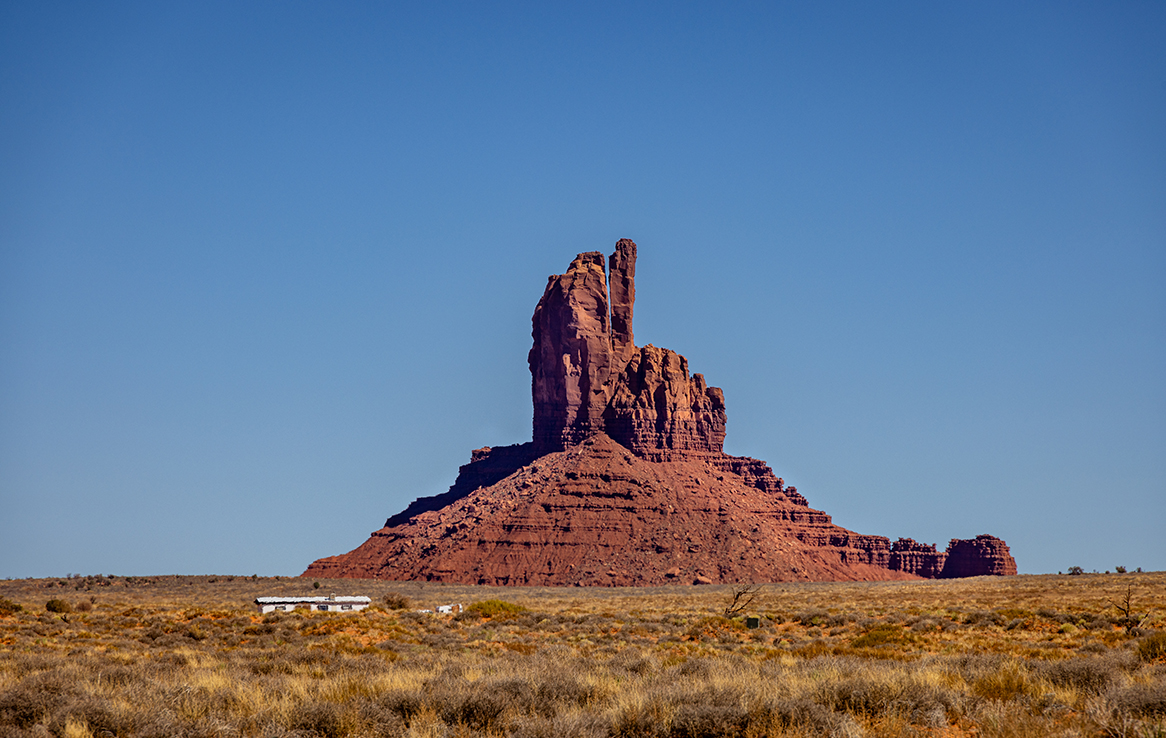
[940,535,1019,578]
[888,538,946,579]
[307,434,918,585]
[528,239,726,459]
[305,240,1017,584]
[530,251,616,451]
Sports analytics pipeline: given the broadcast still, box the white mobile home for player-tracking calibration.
[255,595,371,614]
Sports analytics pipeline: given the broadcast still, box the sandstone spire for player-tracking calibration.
[529,251,614,451]
[608,238,637,366]
[528,240,726,457]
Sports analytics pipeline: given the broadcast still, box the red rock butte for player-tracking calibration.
[305,240,1017,585]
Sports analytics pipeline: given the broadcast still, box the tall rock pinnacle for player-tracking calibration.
[608,238,637,366]
[528,240,726,457]
[529,251,615,451]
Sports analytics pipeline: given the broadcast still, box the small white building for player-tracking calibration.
[255,595,371,614]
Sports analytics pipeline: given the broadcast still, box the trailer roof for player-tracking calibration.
[254,596,371,604]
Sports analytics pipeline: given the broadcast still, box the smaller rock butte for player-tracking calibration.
[306,240,1016,585]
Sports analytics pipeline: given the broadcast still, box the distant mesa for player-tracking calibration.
[305,240,1016,585]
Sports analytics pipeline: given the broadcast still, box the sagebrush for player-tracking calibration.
[0,572,1163,737]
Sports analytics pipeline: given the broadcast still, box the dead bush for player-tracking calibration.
[382,592,411,610]
[437,688,510,731]
[669,702,751,738]
[356,702,408,736]
[909,616,950,633]
[676,659,710,678]
[376,690,424,722]
[535,671,600,709]
[607,650,657,675]
[817,674,897,714]
[1109,681,1166,717]
[291,701,361,738]
[1039,656,1125,694]
[797,609,829,627]
[965,611,1004,627]
[0,674,74,728]
[509,712,611,738]
[1137,631,1166,663]
[1084,615,1115,631]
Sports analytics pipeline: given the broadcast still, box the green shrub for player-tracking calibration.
[798,609,829,626]
[466,600,527,619]
[0,597,22,616]
[851,624,906,648]
[186,624,208,641]
[44,599,72,614]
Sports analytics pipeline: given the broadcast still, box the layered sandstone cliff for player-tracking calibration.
[941,535,1019,578]
[305,240,1016,584]
[307,434,917,585]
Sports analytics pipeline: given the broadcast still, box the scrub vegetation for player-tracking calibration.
[1,572,1163,737]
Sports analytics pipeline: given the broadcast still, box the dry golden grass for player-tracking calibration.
[0,572,1163,737]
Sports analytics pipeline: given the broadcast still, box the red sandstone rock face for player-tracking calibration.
[529,252,615,451]
[305,434,916,585]
[528,240,726,457]
[604,345,727,460]
[608,238,637,368]
[940,535,1018,578]
[889,538,947,579]
[305,240,1018,583]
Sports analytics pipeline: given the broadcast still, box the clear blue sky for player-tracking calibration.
[2,2,1163,579]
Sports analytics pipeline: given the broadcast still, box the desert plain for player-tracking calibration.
[1,572,1164,737]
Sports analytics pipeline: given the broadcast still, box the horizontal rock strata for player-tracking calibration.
[889,538,947,579]
[940,535,1018,578]
[306,434,916,585]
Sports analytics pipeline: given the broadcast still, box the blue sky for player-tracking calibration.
[2,2,1163,578]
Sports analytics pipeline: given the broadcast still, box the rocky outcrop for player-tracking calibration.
[306,434,918,585]
[604,346,727,460]
[384,443,539,528]
[608,238,637,367]
[889,538,947,578]
[528,240,727,457]
[306,240,1018,584]
[529,252,615,451]
[705,456,809,507]
[940,535,1018,578]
